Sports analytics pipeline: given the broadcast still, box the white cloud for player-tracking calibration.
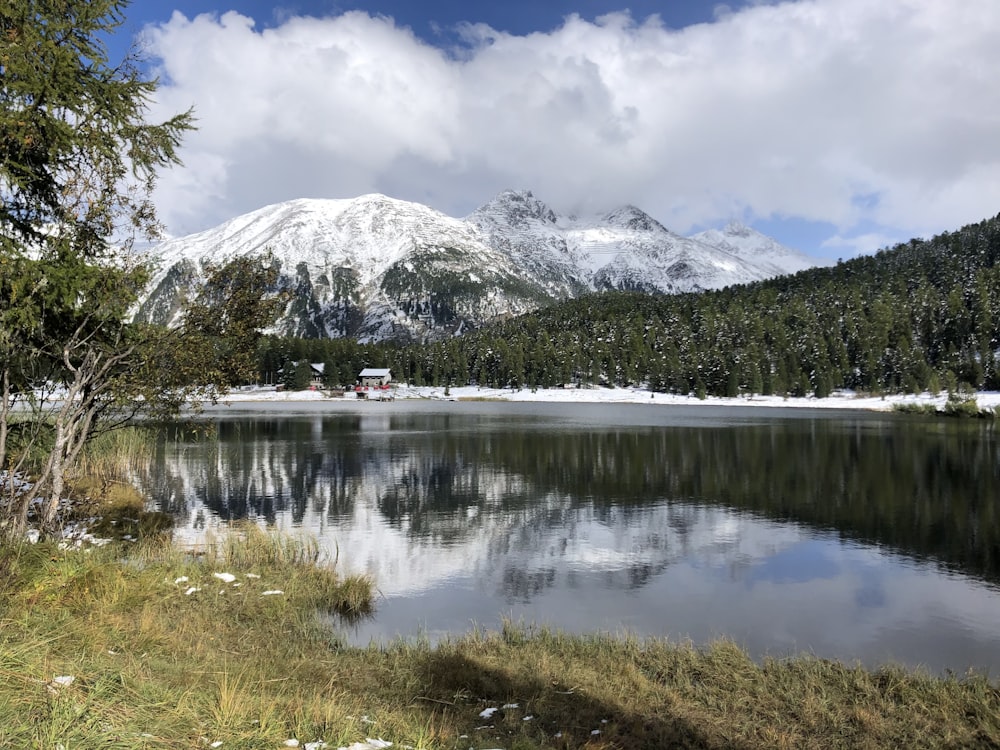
[144,1,1000,252]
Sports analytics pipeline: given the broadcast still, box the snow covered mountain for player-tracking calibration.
[466,192,813,296]
[135,190,830,342]
[691,220,822,278]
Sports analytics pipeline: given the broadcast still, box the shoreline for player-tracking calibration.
[5,537,998,749]
[215,384,1000,413]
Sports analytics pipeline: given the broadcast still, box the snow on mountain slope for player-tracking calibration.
[137,195,548,341]
[469,192,788,294]
[151,195,488,291]
[466,190,588,298]
[137,190,829,342]
[566,207,772,293]
[691,220,831,277]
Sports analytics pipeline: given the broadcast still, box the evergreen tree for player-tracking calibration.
[0,0,194,537]
[291,360,314,391]
[178,254,286,388]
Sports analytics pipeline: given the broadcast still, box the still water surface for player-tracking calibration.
[144,401,1000,675]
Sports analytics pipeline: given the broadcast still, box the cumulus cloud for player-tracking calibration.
[144,1,1000,254]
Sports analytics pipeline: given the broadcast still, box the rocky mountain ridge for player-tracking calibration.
[135,190,830,342]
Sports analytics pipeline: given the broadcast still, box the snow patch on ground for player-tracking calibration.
[216,385,1000,413]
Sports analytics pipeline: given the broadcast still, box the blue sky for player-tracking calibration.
[113,1,1000,258]
[124,1,728,46]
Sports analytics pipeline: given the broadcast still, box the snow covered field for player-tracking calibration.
[218,385,1000,413]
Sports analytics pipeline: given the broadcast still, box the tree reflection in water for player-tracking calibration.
[141,411,1000,587]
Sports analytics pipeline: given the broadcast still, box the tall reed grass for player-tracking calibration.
[74,426,155,483]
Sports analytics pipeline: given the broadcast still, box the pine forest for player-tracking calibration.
[255,211,1000,399]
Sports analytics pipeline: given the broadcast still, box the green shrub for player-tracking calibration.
[943,395,981,418]
[891,403,939,415]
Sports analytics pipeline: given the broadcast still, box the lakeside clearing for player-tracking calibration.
[217,384,1000,413]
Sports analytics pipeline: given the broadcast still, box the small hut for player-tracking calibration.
[358,368,392,387]
[355,368,393,399]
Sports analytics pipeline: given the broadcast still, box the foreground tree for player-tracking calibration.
[178,254,288,390]
[0,1,208,538]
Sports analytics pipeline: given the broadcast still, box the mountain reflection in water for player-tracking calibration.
[140,404,1000,674]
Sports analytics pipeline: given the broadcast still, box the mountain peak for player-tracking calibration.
[470,189,558,225]
[690,222,832,278]
[603,205,666,233]
[723,219,753,237]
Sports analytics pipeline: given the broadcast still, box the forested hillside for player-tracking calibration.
[257,212,1000,398]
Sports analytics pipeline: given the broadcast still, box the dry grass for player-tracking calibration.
[0,528,377,749]
[1,537,998,749]
[57,427,174,540]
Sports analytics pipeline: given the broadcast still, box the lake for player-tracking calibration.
[142,400,1000,675]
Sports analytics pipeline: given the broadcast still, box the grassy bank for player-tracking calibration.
[0,527,373,749]
[892,394,1000,418]
[2,530,999,749]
